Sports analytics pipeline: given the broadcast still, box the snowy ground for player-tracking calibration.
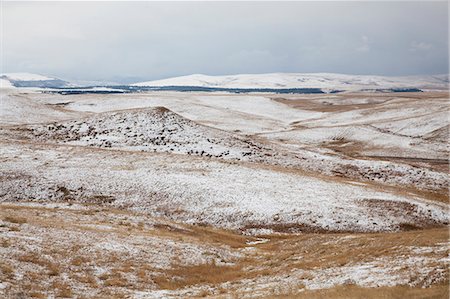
[0,88,448,297]
[1,141,447,233]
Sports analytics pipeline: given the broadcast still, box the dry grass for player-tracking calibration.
[1,239,11,247]
[154,261,244,290]
[18,253,62,277]
[266,283,449,299]
[1,202,448,298]
[3,215,27,224]
[70,255,89,267]
[28,291,46,299]
[74,273,98,287]
[0,263,14,279]
[257,227,449,272]
[52,280,73,298]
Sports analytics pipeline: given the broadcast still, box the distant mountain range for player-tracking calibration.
[132,73,449,91]
[1,72,448,92]
[0,73,70,88]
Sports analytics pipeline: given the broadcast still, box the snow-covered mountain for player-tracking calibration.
[2,72,448,91]
[132,73,449,91]
[0,73,70,88]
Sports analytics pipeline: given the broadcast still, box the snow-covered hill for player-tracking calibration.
[2,106,447,193]
[0,78,15,89]
[132,73,449,91]
[0,72,70,88]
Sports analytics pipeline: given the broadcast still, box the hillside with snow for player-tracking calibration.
[1,85,449,298]
[0,72,70,88]
[132,73,449,91]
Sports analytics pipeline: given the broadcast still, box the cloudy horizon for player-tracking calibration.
[2,1,449,83]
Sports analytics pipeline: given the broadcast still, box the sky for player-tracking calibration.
[1,1,449,83]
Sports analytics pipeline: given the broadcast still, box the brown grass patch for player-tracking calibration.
[257,227,449,272]
[71,255,90,267]
[18,253,61,276]
[154,262,244,290]
[150,221,250,249]
[104,276,128,288]
[3,215,27,224]
[75,273,98,287]
[1,239,10,247]
[52,280,73,298]
[0,263,14,279]
[266,283,449,299]
[29,291,46,299]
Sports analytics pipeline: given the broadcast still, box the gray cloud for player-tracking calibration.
[2,1,448,83]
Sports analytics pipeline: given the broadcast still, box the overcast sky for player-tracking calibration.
[1,1,448,83]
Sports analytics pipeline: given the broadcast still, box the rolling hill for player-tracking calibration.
[0,72,70,88]
[132,73,449,91]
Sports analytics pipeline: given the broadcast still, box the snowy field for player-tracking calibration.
[0,86,448,297]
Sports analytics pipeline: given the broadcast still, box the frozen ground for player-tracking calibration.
[0,87,448,297]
